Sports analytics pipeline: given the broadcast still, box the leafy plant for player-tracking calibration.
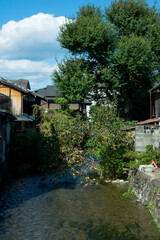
[7,127,61,176]
[125,145,160,169]
[122,188,135,198]
[147,202,153,211]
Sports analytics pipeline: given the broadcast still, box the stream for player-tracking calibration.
[0,174,160,240]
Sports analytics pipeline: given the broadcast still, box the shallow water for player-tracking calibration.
[0,175,160,240]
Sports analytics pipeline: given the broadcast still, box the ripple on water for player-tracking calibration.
[0,175,160,240]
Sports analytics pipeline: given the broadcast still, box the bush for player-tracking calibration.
[39,110,91,177]
[9,101,136,181]
[87,100,134,179]
[37,99,135,180]
[7,127,61,176]
[124,145,160,169]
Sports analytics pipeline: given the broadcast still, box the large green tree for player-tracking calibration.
[58,5,117,65]
[52,57,96,113]
[54,5,119,105]
[53,1,160,120]
[105,0,160,119]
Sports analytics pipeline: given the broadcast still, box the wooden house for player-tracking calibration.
[35,85,79,110]
[0,77,47,130]
[0,94,15,180]
[35,85,92,114]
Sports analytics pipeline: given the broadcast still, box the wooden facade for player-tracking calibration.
[0,84,22,115]
[0,78,47,120]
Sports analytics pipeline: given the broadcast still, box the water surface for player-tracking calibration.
[0,175,159,240]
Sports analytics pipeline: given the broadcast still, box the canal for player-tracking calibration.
[0,175,160,240]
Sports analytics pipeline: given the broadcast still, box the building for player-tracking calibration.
[0,77,47,130]
[35,85,61,110]
[0,94,15,180]
[135,84,160,151]
[35,85,91,113]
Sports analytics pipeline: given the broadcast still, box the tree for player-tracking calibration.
[55,5,119,106]
[52,57,95,113]
[58,5,117,65]
[105,0,158,37]
[105,0,160,119]
[55,1,160,120]
[111,34,155,119]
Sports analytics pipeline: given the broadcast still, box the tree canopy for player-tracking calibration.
[52,0,160,120]
[51,57,96,113]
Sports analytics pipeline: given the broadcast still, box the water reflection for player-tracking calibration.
[0,175,160,240]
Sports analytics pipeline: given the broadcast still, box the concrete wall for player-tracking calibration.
[129,169,160,226]
[135,125,160,151]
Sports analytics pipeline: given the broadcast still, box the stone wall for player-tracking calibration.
[129,169,160,225]
[135,125,160,151]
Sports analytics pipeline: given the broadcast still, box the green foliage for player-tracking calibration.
[87,99,134,179]
[7,128,61,176]
[32,99,134,181]
[125,145,160,168]
[38,109,92,178]
[153,188,158,194]
[55,0,160,120]
[10,102,160,182]
[52,58,96,113]
[55,97,73,115]
[125,120,138,125]
[105,0,160,119]
[106,0,157,36]
[58,5,117,64]
[113,35,154,86]
[147,202,153,211]
[55,97,69,111]
[122,188,135,198]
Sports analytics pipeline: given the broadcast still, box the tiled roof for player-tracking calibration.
[35,85,92,104]
[35,85,59,99]
[9,79,31,89]
[137,118,159,125]
[0,77,46,101]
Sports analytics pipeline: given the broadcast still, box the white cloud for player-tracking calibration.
[0,13,67,60]
[0,59,58,89]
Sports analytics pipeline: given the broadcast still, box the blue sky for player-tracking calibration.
[0,0,159,90]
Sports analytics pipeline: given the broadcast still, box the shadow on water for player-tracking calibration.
[69,219,152,240]
[0,173,77,212]
[0,175,160,240]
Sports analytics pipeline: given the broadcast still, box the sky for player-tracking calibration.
[0,0,159,90]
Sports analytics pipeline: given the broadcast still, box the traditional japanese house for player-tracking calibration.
[0,77,47,130]
[0,93,15,180]
[35,85,92,115]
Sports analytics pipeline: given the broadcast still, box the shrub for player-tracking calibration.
[125,145,160,169]
[9,101,136,181]
[7,127,61,176]
[87,100,134,179]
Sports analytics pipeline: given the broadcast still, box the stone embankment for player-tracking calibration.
[129,168,160,226]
